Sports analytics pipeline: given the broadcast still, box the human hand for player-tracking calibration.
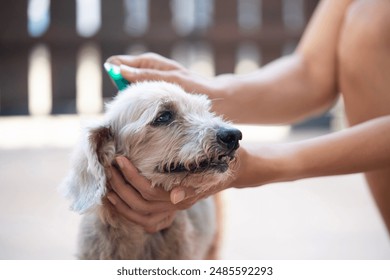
[106,53,222,98]
[106,156,229,233]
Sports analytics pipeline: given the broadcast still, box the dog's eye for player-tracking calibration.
[152,111,174,126]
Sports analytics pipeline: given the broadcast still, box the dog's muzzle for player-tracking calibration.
[158,127,242,174]
[216,127,242,153]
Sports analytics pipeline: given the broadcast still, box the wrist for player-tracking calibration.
[230,143,304,189]
[275,143,305,182]
[208,74,237,113]
[257,144,302,184]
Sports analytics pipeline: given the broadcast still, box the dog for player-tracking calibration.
[61,81,242,259]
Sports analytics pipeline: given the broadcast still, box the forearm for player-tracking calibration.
[293,116,390,178]
[232,116,390,188]
[211,0,354,125]
[211,54,338,124]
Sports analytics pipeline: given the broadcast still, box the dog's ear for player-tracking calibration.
[61,125,115,213]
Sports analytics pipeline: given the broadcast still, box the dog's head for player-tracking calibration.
[62,81,242,213]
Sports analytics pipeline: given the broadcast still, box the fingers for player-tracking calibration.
[107,53,183,71]
[106,53,186,84]
[107,192,176,233]
[170,186,196,204]
[109,166,174,214]
[115,156,171,202]
[169,186,209,211]
[107,159,177,232]
[120,64,181,84]
[107,155,224,232]
[106,54,148,68]
[169,181,229,211]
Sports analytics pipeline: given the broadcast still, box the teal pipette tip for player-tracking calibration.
[104,62,130,91]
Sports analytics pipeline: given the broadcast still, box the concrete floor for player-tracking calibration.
[1,116,389,259]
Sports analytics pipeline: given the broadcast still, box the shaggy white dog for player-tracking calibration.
[61,81,242,259]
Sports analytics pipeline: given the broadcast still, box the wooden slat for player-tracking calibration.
[259,0,284,65]
[49,0,77,114]
[100,0,128,98]
[213,0,239,74]
[148,0,175,58]
[262,0,283,25]
[0,45,30,115]
[0,0,29,115]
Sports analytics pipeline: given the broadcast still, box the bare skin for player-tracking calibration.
[106,0,390,233]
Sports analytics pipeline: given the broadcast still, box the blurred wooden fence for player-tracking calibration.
[0,0,319,116]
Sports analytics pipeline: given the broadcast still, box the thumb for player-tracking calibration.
[170,186,197,205]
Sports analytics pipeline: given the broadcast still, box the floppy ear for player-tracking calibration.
[61,125,116,213]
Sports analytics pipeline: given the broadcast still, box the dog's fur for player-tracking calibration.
[61,81,241,259]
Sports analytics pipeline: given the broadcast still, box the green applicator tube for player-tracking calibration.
[104,62,130,91]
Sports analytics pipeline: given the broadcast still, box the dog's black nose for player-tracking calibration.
[216,127,242,151]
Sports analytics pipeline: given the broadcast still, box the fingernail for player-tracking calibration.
[107,195,116,205]
[116,156,124,169]
[172,190,185,204]
[120,64,140,74]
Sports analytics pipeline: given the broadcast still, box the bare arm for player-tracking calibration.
[233,116,390,188]
[109,0,353,124]
[211,0,353,124]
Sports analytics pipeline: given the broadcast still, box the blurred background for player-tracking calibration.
[0,0,389,259]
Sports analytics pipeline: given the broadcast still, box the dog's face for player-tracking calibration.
[62,81,241,213]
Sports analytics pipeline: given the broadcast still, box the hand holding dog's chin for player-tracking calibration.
[107,155,236,233]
